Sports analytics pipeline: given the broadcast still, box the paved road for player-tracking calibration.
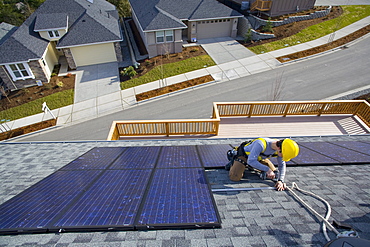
[16,36,370,142]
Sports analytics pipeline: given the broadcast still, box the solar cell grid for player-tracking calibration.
[52,169,151,230]
[0,170,101,232]
[291,145,338,165]
[110,146,161,169]
[137,168,220,228]
[197,144,231,168]
[62,147,126,170]
[329,141,370,156]
[300,142,370,163]
[157,146,202,168]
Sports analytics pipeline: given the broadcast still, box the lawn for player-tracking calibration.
[120,55,215,90]
[249,5,370,54]
[0,90,74,121]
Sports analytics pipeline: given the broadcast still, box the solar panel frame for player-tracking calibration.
[197,144,233,168]
[49,169,152,232]
[0,170,102,234]
[135,168,221,230]
[61,147,126,170]
[156,146,202,168]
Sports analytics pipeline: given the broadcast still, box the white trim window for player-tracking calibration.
[156,31,164,43]
[48,30,60,38]
[5,63,34,81]
[165,30,174,42]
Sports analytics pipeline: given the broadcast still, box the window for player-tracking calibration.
[165,30,173,42]
[156,30,174,43]
[156,31,164,43]
[48,30,60,38]
[6,63,34,81]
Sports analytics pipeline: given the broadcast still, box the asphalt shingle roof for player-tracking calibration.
[0,135,369,246]
[0,0,122,64]
[130,0,243,31]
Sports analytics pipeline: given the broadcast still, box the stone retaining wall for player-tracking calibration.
[248,6,332,30]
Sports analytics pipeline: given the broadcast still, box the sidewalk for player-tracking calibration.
[2,16,370,134]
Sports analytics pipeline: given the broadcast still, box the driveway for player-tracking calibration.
[74,62,120,103]
[198,37,255,64]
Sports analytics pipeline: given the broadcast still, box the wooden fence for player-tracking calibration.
[107,100,370,140]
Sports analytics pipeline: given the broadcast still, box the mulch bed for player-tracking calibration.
[0,118,56,141]
[276,25,370,62]
[136,75,214,101]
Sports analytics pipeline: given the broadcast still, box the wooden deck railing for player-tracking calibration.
[107,100,370,140]
[251,0,272,11]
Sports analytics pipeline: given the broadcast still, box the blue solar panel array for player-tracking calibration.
[1,141,369,235]
[197,144,232,168]
[137,168,220,228]
[157,146,202,168]
[62,147,126,170]
[299,142,370,164]
[0,170,102,233]
[52,169,152,231]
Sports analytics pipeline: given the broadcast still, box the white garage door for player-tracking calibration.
[70,43,117,67]
[197,19,232,39]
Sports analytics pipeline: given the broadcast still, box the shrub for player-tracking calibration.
[56,81,64,88]
[123,66,137,78]
[262,17,274,33]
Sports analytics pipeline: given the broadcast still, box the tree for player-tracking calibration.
[107,0,131,17]
[262,17,274,33]
[244,28,253,43]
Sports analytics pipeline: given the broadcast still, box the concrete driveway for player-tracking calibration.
[74,62,120,103]
[198,37,255,64]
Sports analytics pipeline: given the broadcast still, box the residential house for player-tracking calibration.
[0,0,123,91]
[248,0,316,17]
[129,0,243,58]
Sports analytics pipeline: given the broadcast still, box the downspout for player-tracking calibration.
[121,17,140,69]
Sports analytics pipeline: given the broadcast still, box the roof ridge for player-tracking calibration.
[155,5,183,24]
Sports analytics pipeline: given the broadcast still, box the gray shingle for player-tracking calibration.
[0,0,122,64]
[129,0,243,31]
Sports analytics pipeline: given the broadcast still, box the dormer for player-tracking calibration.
[34,13,69,41]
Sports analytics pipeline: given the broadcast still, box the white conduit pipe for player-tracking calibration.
[287,182,340,242]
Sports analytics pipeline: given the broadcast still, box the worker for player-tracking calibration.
[226,138,299,191]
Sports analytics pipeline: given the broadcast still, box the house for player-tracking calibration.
[249,0,316,17]
[129,0,243,58]
[0,0,123,91]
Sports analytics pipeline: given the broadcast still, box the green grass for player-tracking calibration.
[120,55,216,90]
[0,89,74,121]
[249,5,370,54]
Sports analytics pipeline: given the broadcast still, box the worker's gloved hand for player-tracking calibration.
[275,181,286,191]
[266,169,275,179]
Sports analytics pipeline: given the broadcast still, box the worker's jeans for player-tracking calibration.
[229,156,276,181]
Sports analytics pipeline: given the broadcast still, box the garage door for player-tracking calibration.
[70,43,117,67]
[197,19,232,39]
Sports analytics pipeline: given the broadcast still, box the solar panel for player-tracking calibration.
[299,142,370,164]
[197,144,232,168]
[329,141,370,156]
[110,146,161,169]
[51,169,152,231]
[291,145,338,165]
[157,146,202,168]
[0,170,102,234]
[62,147,126,170]
[136,168,220,229]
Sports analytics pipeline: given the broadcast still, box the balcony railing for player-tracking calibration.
[107,100,370,140]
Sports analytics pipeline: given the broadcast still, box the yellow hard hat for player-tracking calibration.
[281,139,299,161]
